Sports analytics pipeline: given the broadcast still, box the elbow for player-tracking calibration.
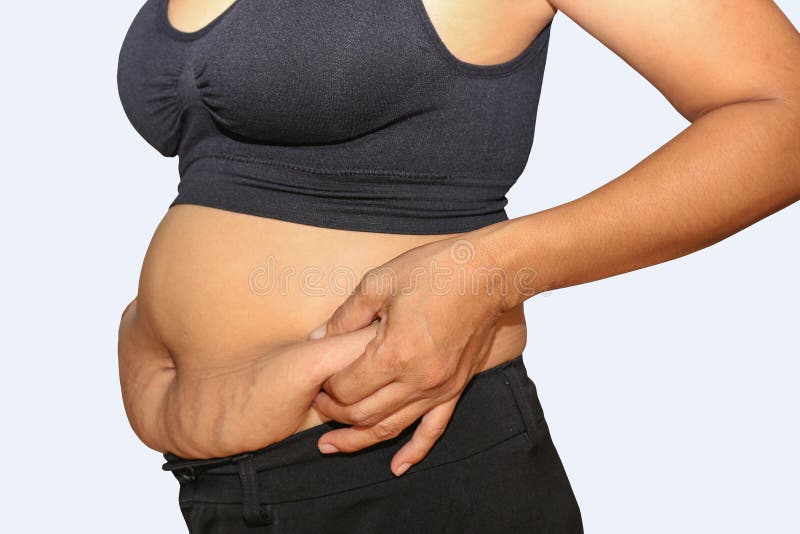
[751,86,800,203]
[781,89,800,201]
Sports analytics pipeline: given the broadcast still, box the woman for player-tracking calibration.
[116,0,800,532]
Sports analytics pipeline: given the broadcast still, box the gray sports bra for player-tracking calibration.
[117,0,552,234]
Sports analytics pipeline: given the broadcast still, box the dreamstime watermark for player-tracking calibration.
[248,239,552,300]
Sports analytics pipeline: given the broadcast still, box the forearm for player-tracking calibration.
[476,98,800,310]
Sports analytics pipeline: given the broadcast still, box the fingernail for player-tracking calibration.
[309,322,327,340]
[394,463,412,477]
[319,443,339,454]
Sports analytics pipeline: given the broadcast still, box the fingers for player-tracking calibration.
[320,342,400,405]
[297,322,380,387]
[316,398,458,478]
[390,399,457,476]
[313,381,417,428]
[317,399,428,456]
[308,269,387,339]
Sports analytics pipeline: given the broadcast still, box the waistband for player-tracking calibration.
[170,152,511,235]
[162,354,543,524]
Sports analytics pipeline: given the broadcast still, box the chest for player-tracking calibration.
[118,0,442,147]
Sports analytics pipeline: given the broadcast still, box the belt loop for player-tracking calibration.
[235,454,274,527]
[501,361,541,443]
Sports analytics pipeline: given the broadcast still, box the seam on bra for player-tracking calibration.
[180,153,451,181]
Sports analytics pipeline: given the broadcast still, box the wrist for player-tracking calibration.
[470,218,548,312]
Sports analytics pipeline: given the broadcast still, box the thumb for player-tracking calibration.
[305,322,381,386]
[309,275,385,339]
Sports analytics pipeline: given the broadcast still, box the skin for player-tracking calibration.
[120,207,529,458]
[122,0,800,481]
[310,0,800,476]
[121,0,550,459]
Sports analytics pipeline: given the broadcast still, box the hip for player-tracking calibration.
[162,355,583,534]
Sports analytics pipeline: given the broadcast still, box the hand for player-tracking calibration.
[308,234,509,476]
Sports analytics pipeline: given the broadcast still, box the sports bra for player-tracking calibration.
[117,0,552,234]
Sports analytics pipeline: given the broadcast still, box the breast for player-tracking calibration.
[116,0,552,235]
[201,3,440,144]
[117,0,440,154]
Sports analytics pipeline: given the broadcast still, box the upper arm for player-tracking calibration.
[547,0,800,120]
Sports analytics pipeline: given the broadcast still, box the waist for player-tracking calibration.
[137,203,526,362]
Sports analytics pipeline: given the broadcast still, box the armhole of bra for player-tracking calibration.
[408,0,553,79]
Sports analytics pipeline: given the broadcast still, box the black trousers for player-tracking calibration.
[163,355,583,533]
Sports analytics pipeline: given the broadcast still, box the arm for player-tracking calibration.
[309,0,800,475]
[477,0,800,309]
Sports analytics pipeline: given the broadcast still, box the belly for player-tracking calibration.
[130,204,527,450]
[138,204,527,364]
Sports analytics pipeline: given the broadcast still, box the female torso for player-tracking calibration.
[118,0,556,459]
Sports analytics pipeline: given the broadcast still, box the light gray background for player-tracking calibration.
[1,1,797,532]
